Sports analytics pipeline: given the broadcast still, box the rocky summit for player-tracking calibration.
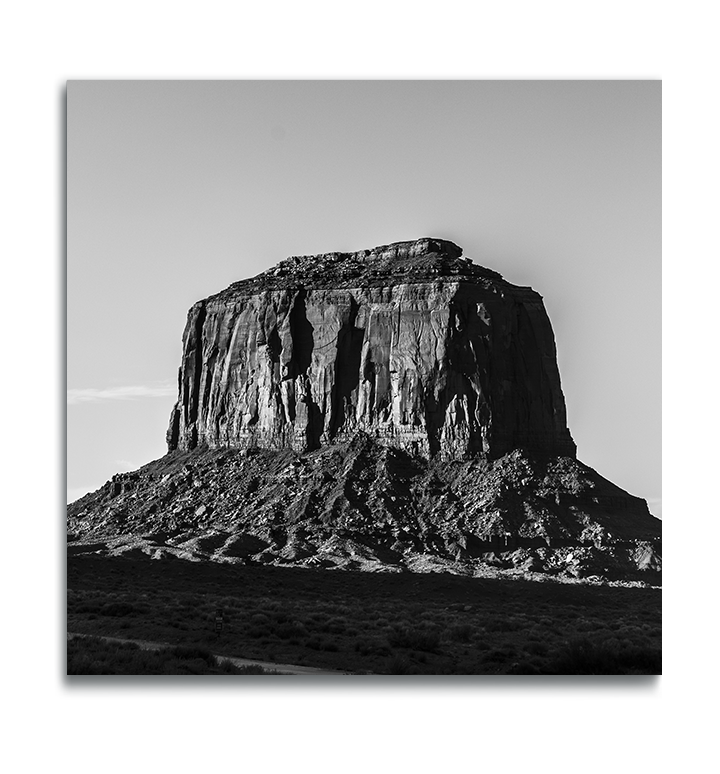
[68,238,661,583]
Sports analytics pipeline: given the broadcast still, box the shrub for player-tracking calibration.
[306,636,339,652]
[388,626,440,653]
[319,617,347,634]
[383,655,417,674]
[454,658,485,674]
[354,637,391,657]
[524,641,549,656]
[546,637,661,675]
[100,602,136,617]
[169,645,214,664]
[74,602,102,615]
[507,660,541,675]
[485,618,524,633]
[448,623,474,643]
[275,621,308,640]
[483,647,516,665]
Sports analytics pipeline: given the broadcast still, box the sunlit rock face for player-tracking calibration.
[166,238,576,461]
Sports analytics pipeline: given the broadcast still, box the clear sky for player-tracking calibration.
[67,80,660,515]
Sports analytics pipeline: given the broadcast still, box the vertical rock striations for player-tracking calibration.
[167,238,576,461]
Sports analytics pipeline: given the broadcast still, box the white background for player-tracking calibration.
[2,2,718,774]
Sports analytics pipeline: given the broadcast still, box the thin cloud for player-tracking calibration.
[67,383,177,405]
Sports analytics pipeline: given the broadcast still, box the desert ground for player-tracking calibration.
[67,555,660,675]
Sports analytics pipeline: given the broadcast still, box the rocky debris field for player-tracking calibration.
[68,433,661,585]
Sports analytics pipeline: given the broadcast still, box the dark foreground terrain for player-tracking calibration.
[67,556,660,675]
[67,636,278,675]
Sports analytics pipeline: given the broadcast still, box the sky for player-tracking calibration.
[67,80,661,515]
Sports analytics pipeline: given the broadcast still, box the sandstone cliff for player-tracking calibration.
[166,238,576,460]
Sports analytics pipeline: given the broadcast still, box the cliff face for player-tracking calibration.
[167,238,575,460]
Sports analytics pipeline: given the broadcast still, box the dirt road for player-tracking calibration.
[67,632,356,675]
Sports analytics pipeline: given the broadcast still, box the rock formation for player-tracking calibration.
[68,238,661,583]
[167,238,576,461]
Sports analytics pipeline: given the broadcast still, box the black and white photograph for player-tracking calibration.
[66,80,661,676]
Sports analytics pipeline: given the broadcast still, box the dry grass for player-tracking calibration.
[68,556,661,675]
[67,636,276,675]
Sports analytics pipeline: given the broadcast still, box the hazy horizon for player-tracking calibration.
[67,80,661,517]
